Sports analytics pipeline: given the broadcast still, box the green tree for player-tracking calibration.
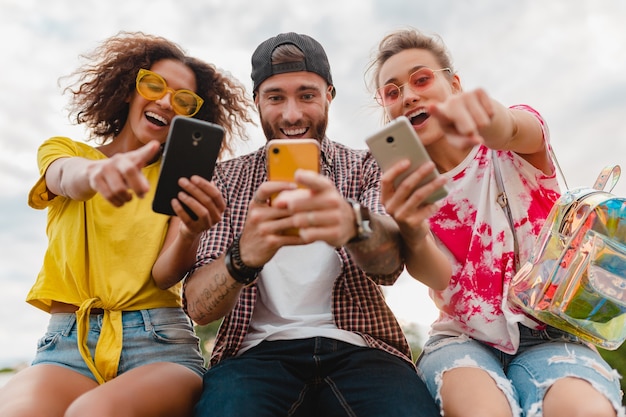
[401,322,425,359]
[194,320,222,361]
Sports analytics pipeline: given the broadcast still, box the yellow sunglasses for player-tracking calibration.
[135,69,204,117]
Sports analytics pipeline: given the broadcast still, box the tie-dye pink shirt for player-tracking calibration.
[427,105,560,353]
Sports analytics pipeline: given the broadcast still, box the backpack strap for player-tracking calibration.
[549,146,569,190]
[493,151,520,271]
[593,165,621,192]
[551,146,621,193]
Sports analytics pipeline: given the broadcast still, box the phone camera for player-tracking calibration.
[192,131,203,141]
[272,147,280,154]
[386,136,394,144]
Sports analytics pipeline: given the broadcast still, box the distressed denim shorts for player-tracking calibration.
[32,308,206,381]
[416,325,624,417]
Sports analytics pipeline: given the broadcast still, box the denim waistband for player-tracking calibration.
[48,307,191,334]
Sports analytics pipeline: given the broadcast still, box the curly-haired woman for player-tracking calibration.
[0,31,254,417]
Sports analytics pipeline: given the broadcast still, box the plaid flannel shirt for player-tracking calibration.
[187,137,411,367]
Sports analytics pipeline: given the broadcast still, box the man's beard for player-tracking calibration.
[259,104,329,142]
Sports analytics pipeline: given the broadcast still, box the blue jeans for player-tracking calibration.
[194,337,439,417]
[32,308,206,380]
[417,325,624,417]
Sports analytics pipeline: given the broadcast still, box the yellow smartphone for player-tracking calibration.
[267,139,320,183]
[266,139,320,235]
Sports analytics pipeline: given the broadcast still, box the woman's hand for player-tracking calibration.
[172,176,226,237]
[428,88,494,148]
[380,159,451,289]
[46,140,162,206]
[381,159,446,244]
[86,141,161,206]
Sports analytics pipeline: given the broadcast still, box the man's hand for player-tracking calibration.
[278,169,356,247]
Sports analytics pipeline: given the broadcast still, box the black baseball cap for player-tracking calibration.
[251,32,336,98]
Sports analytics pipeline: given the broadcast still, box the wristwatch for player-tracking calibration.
[347,199,373,243]
[224,235,262,286]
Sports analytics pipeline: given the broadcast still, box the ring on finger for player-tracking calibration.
[307,211,315,227]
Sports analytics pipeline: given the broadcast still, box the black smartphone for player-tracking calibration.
[152,116,224,218]
[365,116,448,204]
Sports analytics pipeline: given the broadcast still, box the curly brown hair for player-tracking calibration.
[61,31,254,156]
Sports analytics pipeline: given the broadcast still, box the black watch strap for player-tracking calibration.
[224,235,262,286]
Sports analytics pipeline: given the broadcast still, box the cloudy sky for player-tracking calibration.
[1,0,625,367]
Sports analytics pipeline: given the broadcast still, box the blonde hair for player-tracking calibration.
[365,28,455,94]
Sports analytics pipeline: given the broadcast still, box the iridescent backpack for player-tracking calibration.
[501,160,626,350]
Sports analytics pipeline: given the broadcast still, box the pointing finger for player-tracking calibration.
[130,140,161,168]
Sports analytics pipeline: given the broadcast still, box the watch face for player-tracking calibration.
[348,199,372,242]
[360,210,373,235]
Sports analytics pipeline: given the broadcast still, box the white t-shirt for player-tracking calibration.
[239,241,367,354]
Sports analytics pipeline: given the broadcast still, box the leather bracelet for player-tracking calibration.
[224,235,262,286]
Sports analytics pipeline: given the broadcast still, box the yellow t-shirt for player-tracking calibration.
[27,136,179,383]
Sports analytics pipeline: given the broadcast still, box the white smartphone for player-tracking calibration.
[365,116,448,204]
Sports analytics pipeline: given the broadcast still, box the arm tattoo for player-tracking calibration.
[187,270,241,322]
[347,214,403,275]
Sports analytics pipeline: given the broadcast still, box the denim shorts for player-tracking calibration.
[416,325,624,417]
[32,308,206,381]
